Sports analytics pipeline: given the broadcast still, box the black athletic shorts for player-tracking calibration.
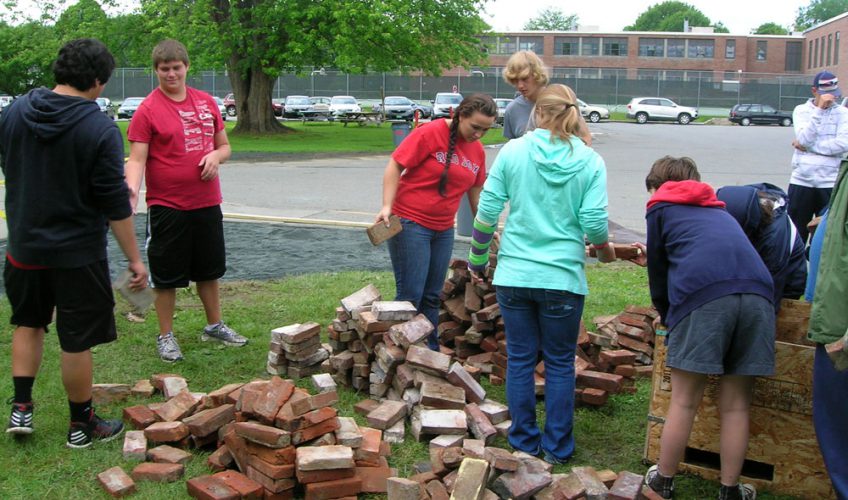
[4,259,117,353]
[146,205,226,288]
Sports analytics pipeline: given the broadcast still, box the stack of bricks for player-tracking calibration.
[387,441,652,500]
[106,372,396,499]
[267,322,331,380]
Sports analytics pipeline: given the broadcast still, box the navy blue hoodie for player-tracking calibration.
[0,88,130,268]
[646,180,774,330]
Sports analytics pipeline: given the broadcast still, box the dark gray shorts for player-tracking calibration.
[666,294,775,376]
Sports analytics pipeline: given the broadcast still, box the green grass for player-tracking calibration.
[608,111,723,123]
[0,266,795,499]
[115,121,508,156]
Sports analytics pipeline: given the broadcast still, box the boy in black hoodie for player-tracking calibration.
[633,157,775,500]
[0,39,147,448]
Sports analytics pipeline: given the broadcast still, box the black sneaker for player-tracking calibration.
[719,483,757,500]
[6,401,34,435]
[66,413,124,449]
[644,465,675,499]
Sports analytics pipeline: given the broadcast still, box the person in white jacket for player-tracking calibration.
[789,70,848,243]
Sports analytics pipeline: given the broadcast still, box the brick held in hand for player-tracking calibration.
[587,243,641,260]
[366,215,402,246]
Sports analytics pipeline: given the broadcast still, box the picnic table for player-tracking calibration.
[300,109,334,123]
[338,112,383,127]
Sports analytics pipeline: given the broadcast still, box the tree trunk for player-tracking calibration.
[227,57,291,135]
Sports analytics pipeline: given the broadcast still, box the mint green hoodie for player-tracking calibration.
[476,128,609,294]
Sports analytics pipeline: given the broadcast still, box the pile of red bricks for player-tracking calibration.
[100,373,396,499]
[266,322,331,379]
[385,438,655,500]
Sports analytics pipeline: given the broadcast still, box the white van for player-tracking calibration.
[432,92,463,119]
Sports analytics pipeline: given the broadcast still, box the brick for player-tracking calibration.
[341,284,381,313]
[446,362,486,404]
[280,334,321,354]
[420,409,467,435]
[406,345,452,376]
[277,406,337,433]
[292,417,340,445]
[208,383,245,407]
[387,477,422,500]
[131,379,156,398]
[144,421,189,443]
[131,462,184,483]
[450,458,489,500]
[303,477,362,500]
[123,404,157,430]
[97,466,136,498]
[476,399,509,425]
[212,471,264,499]
[245,442,297,466]
[512,450,553,473]
[615,322,652,343]
[354,399,380,416]
[572,466,610,499]
[234,421,291,448]
[272,322,321,344]
[577,370,624,393]
[122,430,147,461]
[444,296,471,323]
[335,416,363,447]
[490,462,552,500]
[370,301,417,322]
[162,376,189,399]
[290,390,339,416]
[366,400,408,430]
[354,427,382,463]
[358,310,397,334]
[581,388,609,406]
[617,335,653,357]
[355,465,397,493]
[430,434,465,449]
[245,467,296,494]
[608,471,643,500]
[296,467,356,484]
[465,284,483,312]
[187,475,240,499]
[614,364,637,377]
[155,389,200,422]
[306,431,337,446]
[534,473,586,500]
[296,445,355,471]
[150,373,180,391]
[600,349,637,366]
[91,383,131,405]
[485,447,520,471]
[252,377,295,424]
[641,485,668,500]
[598,469,618,488]
[427,480,450,500]
[311,373,337,393]
[388,314,434,349]
[462,439,485,459]
[430,448,449,477]
[249,455,295,480]
[441,447,465,469]
[184,404,235,437]
[384,418,405,443]
[207,444,234,472]
[465,403,496,444]
[420,381,466,410]
[474,302,501,321]
[148,444,192,464]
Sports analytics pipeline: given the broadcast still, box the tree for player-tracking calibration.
[523,7,578,31]
[753,22,790,35]
[0,22,60,96]
[624,1,726,32]
[795,0,848,30]
[141,0,491,135]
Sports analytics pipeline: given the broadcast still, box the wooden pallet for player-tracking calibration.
[643,300,834,499]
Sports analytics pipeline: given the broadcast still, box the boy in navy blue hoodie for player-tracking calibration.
[635,157,775,500]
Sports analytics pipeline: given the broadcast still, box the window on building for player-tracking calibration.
[685,71,711,82]
[786,41,802,72]
[602,38,628,56]
[518,36,544,54]
[724,70,741,81]
[757,40,767,61]
[639,38,664,57]
[579,68,602,79]
[581,38,600,56]
[809,40,814,69]
[836,32,841,64]
[726,40,736,59]
[821,36,826,66]
[500,37,517,55]
[551,67,578,79]
[667,39,685,58]
[600,68,626,78]
[815,38,820,66]
[688,39,714,58]
[554,37,579,55]
[665,70,685,81]
[828,34,833,66]
[637,69,660,79]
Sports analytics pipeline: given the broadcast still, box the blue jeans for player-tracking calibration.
[814,344,848,500]
[387,218,454,350]
[497,285,585,462]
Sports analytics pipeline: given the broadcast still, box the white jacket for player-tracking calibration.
[791,99,848,188]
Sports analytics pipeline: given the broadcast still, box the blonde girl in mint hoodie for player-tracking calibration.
[468,84,615,463]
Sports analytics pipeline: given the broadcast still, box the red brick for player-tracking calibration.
[234,421,291,448]
[184,404,235,437]
[426,480,450,500]
[290,390,339,416]
[245,466,296,494]
[254,377,295,425]
[354,399,380,416]
[296,467,356,484]
[148,444,192,464]
[245,442,297,465]
[223,431,250,472]
[123,404,158,429]
[354,427,382,462]
[276,406,337,432]
[600,349,637,366]
[144,421,189,443]
[97,466,136,498]
[613,364,636,378]
[154,389,201,422]
[186,475,239,500]
[576,370,624,393]
[581,388,609,406]
[609,471,642,500]
[465,403,497,444]
[207,445,234,472]
[212,471,264,500]
[303,476,363,500]
[263,489,295,500]
[150,373,181,391]
[354,465,397,493]
[131,462,184,483]
[292,417,340,445]
[249,455,295,480]
[208,383,245,407]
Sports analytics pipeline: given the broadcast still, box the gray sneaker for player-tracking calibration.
[157,332,184,362]
[201,322,248,346]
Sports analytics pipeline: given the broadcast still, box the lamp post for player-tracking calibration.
[471,70,485,93]
[310,67,325,97]
[737,69,743,105]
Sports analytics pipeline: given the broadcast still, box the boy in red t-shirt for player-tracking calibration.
[126,40,246,362]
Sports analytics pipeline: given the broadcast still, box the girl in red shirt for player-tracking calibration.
[376,94,497,350]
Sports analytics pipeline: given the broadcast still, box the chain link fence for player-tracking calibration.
[103,67,813,114]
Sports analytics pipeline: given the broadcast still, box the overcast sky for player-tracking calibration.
[482,0,808,34]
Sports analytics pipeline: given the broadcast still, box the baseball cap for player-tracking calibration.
[813,71,842,97]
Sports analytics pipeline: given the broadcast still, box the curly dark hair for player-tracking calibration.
[52,38,115,91]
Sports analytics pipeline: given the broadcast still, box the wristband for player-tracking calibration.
[592,242,609,250]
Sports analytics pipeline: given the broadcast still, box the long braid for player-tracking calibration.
[438,118,460,197]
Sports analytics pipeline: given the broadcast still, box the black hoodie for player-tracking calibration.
[0,87,131,268]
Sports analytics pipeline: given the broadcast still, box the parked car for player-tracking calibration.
[117,97,145,119]
[213,96,228,121]
[432,92,463,119]
[272,98,284,117]
[309,96,331,107]
[223,93,237,116]
[411,102,432,119]
[494,98,513,124]
[95,97,116,120]
[729,104,792,126]
[626,97,698,124]
[577,99,610,123]
[329,95,361,116]
[283,95,312,118]
[373,96,416,120]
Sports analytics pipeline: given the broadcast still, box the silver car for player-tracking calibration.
[577,99,609,123]
[626,97,698,125]
[117,97,144,119]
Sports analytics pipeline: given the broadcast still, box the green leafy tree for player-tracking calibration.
[753,22,790,35]
[0,22,60,96]
[795,0,848,30]
[523,7,578,31]
[624,1,726,32]
[141,0,490,135]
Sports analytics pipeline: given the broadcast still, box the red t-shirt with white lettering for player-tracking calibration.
[391,119,487,231]
[127,87,225,210]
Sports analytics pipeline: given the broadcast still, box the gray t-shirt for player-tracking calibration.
[503,95,534,139]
